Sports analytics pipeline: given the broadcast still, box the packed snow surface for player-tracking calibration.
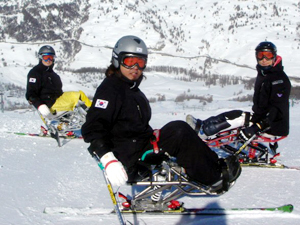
[1,96,300,225]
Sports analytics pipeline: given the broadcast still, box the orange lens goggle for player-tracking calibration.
[122,56,147,70]
[42,54,55,61]
[256,51,275,60]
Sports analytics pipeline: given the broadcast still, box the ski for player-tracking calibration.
[43,204,293,216]
[9,131,83,147]
[10,132,82,139]
[241,162,300,170]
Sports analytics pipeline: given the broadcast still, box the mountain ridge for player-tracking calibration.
[0,0,299,109]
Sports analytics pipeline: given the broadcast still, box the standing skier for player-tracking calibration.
[25,45,92,119]
[82,35,241,190]
[187,41,291,141]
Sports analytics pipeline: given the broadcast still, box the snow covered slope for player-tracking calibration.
[1,93,300,225]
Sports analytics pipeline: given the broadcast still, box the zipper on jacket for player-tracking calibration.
[137,105,142,118]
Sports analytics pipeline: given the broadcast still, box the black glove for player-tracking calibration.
[239,124,260,141]
[239,117,271,141]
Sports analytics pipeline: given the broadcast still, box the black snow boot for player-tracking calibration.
[218,155,241,191]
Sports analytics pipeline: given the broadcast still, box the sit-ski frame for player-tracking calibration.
[122,156,234,212]
[204,128,287,164]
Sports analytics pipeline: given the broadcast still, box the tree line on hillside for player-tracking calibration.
[1,67,300,110]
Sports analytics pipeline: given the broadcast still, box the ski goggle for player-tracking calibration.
[121,56,147,70]
[40,53,55,62]
[256,51,275,60]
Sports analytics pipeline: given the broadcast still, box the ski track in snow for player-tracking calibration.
[1,105,300,225]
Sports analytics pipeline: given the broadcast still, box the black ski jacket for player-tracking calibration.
[252,56,291,136]
[82,74,153,169]
[25,62,63,109]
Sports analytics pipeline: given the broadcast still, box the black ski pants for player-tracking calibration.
[141,120,221,185]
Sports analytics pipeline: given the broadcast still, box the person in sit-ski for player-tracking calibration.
[25,45,92,119]
[82,35,241,190]
[187,41,291,144]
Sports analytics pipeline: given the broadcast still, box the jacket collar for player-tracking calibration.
[120,74,143,89]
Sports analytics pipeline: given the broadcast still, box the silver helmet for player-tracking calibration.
[112,35,148,68]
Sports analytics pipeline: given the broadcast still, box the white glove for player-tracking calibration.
[100,152,128,186]
[38,104,51,118]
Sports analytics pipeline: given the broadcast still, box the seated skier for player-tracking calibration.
[82,35,241,192]
[25,45,92,121]
[187,41,291,145]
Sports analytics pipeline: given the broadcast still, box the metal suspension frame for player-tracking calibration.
[204,128,287,163]
[126,158,232,211]
[50,106,86,132]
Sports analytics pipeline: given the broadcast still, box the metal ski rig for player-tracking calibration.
[89,152,234,224]
[37,105,87,147]
[43,152,294,220]
[42,149,239,224]
[115,153,236,213]
[204,127,288,167]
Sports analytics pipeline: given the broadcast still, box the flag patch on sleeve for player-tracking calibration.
[29,78,36,83]
[95,99,109,109]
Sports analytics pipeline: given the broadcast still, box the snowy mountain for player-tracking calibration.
[0,0,300,107]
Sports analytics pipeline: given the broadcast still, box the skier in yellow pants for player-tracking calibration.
[25,45,92,118]
[25,45,92,141]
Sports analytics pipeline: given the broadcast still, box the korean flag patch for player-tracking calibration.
[29,78,36,83]
[95,99,109,109]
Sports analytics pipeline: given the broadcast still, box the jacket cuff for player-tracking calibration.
[87,139,111,158]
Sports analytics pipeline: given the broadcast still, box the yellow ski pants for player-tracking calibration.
[50,90,92,113]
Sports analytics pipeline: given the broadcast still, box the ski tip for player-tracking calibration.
[280,204,294,213]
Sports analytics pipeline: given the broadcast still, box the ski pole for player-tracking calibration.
[36,108,61,147]
[235,126,270,156]
[93,153,127,225]
[235,134,257,156]
[34,106,48,128]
